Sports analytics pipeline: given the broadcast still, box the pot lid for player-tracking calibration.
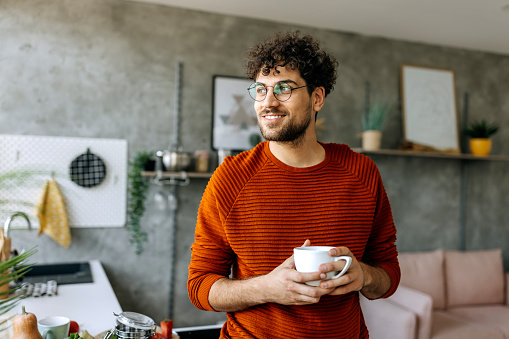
[115,312,155,330]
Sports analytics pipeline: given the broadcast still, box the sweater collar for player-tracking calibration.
[263,141,331,172]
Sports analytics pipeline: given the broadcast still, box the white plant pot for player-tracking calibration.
[362,130,382,151]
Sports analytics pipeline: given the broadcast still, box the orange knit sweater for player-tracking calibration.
[188,142,400,339]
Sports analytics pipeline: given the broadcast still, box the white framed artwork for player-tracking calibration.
[400,64,460,153]
[211,75,262,151]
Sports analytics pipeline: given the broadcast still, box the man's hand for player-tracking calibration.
[208,240,334,312]
[317,246,391,299]
[260,248,335,305]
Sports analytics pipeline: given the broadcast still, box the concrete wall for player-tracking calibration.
[2,0,508,328]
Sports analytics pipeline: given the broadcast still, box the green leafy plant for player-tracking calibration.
[362,102,391,131]
[127,151,151,255]
[0,247,37,315]
[464,120,500,138]
[0,169,48,215]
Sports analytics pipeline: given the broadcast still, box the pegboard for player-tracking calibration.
[0,134,127,228]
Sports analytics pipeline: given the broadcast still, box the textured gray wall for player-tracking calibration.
[1,0,508,328]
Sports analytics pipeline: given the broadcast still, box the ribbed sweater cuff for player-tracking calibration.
[376,262,401,299]
[197,274,225,312]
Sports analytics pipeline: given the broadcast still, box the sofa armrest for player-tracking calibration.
[360,294,417,339]
[506,272,509,305]
[388,285,433,339]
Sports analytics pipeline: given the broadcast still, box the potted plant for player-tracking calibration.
[362,101,391,151]
[464,120,499,156]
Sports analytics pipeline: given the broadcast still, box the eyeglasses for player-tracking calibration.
[247,81,307,102]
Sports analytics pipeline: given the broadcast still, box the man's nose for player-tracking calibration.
[262,87,279,107]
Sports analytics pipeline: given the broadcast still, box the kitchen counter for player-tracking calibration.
[16,260,122,336]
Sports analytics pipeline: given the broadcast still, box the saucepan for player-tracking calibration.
[161,149,191,171]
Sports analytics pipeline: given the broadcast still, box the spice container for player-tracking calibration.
[102,312,156,339]
[194,150,210,173]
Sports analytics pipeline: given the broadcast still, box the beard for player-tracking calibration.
[258,107,312,144]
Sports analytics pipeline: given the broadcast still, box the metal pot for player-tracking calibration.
[162,150,191,171]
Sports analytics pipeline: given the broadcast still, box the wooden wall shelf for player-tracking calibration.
[352,148,509,162]
[141,149,509,182]
[142,171,213,179]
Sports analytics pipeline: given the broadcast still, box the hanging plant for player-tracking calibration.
[127,151,151,255]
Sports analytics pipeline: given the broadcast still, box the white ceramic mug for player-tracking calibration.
[294,246,352,286]
[38,316,70,339]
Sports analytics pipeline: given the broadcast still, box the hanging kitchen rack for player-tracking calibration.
[151,170,190,186]
[143,170,211,180]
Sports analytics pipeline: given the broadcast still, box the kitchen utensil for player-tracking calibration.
[69,148,107,188]
[153,153,167,210]
[162,149,191,171]
[102,312,156,339]
[167,192,177,210]
[154,189,167,211]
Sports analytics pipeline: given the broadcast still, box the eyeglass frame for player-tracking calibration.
[247,81,308,102]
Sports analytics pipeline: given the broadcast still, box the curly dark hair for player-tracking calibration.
[246,31,338,97]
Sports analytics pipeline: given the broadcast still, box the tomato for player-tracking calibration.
[160,319,173,339]
[151,333,165,339]
[69,320,79,334]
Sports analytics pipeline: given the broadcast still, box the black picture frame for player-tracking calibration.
[211,75,262,151]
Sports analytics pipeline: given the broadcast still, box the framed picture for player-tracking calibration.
[400,64,460,153]
[211,75,262,151]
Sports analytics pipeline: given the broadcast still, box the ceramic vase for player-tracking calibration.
[469,138,492,156]
[362,130,382,151]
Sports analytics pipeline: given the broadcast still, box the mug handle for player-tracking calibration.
[331,256,352,279]
[41,329,56,339]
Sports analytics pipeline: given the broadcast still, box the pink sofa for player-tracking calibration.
[361,248,509,339]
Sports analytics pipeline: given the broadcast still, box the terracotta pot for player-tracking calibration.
[362,130,382,151]
[469,138,492,156]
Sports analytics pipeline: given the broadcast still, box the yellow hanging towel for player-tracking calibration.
[36,179,71,248]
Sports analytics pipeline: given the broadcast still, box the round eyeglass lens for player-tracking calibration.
[274,82,292,101]
[248,83,266,101]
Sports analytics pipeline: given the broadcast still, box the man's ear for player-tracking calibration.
[312,86,326,112]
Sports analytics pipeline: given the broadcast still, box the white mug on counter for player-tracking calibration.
[294,246,352,286]
[38,316,70,339]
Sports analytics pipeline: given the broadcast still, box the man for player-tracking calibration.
[188,31,400,338]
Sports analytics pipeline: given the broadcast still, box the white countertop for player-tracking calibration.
[16,260,122,336]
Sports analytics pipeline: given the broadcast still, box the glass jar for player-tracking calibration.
[102,312,156,339]
[194,150,210,173]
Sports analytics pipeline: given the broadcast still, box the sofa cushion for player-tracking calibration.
[448,305,509,338]
[398,249,446,310]
[445,248,504,307]
[432,310,505,339]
